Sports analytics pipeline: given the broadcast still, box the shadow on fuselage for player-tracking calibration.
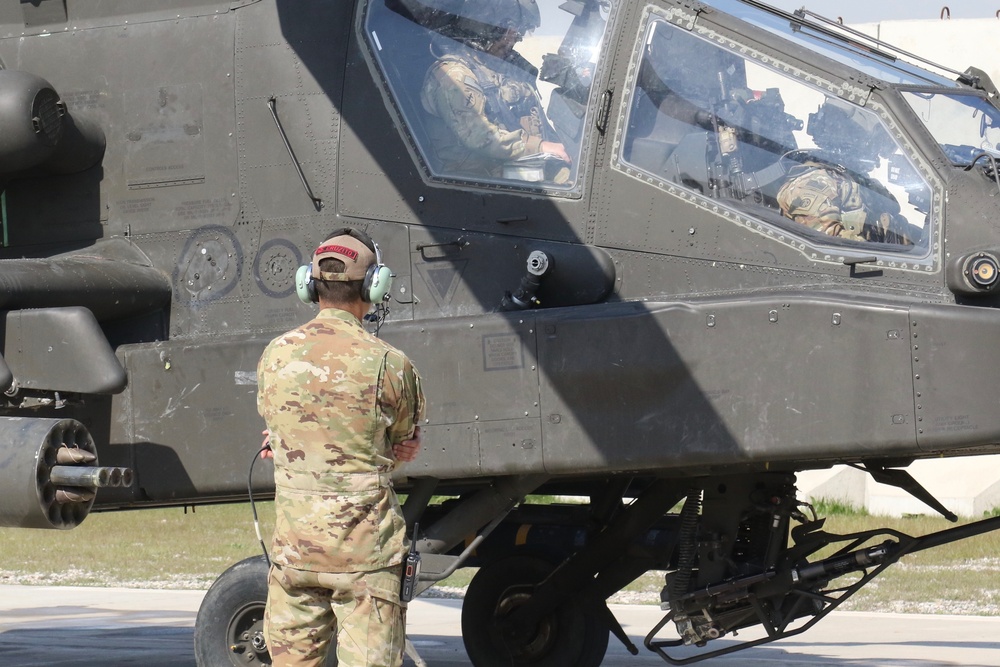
[271,0,743,482]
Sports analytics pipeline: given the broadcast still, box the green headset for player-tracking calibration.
[294,229,393,305]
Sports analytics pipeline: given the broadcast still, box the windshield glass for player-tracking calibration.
[704,0,959,88]
[619,15,932,253]
[364,0,610,190]
[902,91,1000,165]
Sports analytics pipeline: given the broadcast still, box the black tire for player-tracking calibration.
[193,556,339,667]
[194,555,273,667]
[461,554,610,667]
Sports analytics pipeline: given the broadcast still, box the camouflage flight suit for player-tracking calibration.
[257,308,425,667]
[420,48,569,183]
[776,162,913,245]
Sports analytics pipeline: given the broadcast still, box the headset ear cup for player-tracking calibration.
[295,264,317,304]
[364,264,393,303]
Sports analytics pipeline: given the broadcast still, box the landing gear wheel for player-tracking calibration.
[194,556,339,667]
[461,554,610,667]
[194,555,273,666]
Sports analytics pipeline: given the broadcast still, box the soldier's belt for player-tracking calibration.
[275,470,393,493]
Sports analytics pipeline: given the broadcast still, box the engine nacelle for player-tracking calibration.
[0,417,129,529]
[0,69,105,176]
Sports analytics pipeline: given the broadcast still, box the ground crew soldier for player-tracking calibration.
[419,0,572,182]
[257,228,425,667]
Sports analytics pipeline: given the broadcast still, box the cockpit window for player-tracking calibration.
[703,0,958,88]
[364,0,610,191]
[902,91,1000,166]
[620,17,931,252]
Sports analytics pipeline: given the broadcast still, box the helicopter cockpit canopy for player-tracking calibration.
[619,4,935,254]
[364,0,611,191]
[705,0,960,88]
[902,91,1000,167]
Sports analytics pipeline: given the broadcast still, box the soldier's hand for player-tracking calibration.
[260,429,274,459]
[540,141,572,164]
[393,426,421,462]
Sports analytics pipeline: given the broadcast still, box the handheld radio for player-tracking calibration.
[400,523,421,603]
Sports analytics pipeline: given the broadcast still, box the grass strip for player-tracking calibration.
[0,501,997,614]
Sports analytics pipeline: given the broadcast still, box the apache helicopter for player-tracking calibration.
[3,0,1000,664]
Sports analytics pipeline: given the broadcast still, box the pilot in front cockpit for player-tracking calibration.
[777,98,919,245]
[626,19,926,248]
[418,0,572,183]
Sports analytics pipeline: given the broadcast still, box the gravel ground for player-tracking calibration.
[0,570,214,590]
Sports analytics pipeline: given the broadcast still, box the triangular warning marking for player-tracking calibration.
[416,260,467,307]
[425,267,458,300]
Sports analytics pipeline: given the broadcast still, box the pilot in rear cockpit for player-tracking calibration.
[418,0,572,183]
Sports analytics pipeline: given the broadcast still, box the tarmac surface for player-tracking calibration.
[1,584,1000,666]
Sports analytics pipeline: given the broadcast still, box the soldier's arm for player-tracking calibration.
[256,349,274,459]
[384,352,425,445]
[387,356,424,462]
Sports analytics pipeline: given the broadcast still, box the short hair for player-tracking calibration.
[315,257,364,303]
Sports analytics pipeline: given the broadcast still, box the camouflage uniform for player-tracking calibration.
[777,162,913,245]
[257,308,425,667]
[421,48,567,182]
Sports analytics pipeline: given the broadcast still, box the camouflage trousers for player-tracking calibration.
[265,563,405,667]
